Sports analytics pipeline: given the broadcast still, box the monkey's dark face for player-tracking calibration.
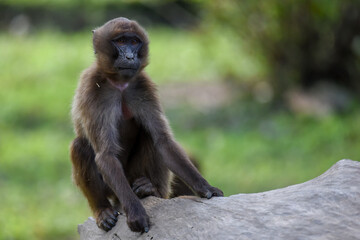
[92,17,149,81]
[112,33,143,79]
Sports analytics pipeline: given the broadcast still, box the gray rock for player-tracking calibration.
[78,159,360,240]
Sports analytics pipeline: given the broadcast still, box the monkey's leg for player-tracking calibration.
[70,137,119,231]
[126,132,170,199]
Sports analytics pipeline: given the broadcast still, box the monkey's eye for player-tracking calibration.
[117,37,126,45]
[130,39,139,45]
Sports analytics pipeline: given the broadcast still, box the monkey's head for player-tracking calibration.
[93,17,149,80]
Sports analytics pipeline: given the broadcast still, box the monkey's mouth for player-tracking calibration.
[118,67,136,70]
[117,67,138,79]
[117,67,136,70]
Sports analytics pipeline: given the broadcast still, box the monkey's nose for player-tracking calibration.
[126,53,134,60]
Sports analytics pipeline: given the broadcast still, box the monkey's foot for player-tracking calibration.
[132,177,160,199]
[95,207,119,232]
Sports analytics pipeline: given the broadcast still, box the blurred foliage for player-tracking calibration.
[203,0,360,98]
[1,1,360,240]
[3,0,360,97]
[0,0,162,6]
[0,1,201,32]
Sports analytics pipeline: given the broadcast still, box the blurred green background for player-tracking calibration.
[1,0,360,239]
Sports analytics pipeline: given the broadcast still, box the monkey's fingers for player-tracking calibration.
[101,221,112,232]
[96,207,119,232]
[127,213,150,233]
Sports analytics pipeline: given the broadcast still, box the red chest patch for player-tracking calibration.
[121,101,133,120]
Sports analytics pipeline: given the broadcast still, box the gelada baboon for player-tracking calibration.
[70,17,223,233]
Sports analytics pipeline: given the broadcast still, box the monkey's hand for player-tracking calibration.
[198,185,224,199]
[132,177,161,199]
[126,203,150,233]
[95,207,119,232]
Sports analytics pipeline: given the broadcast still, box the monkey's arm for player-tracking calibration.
[82,105,150,232]
[133,97,223,199]
[158,136,223,198]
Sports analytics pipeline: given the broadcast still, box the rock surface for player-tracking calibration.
[79,159,360,240]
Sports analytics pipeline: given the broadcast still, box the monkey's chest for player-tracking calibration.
[118,99,137,141]
[121,101,133,120]
[117,116,139,163]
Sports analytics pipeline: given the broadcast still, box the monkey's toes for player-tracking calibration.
[206,186,224,199]
[96,208,119,232]
[132,177,160,198]
[199,186,224,199]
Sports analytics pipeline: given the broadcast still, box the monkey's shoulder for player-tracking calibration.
[129,73,158,97]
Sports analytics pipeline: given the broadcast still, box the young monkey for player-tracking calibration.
[70,17,223,233]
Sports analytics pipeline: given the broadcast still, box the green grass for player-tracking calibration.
[172,111,360,195]
[147,28,265,83]
[0,29,359,240]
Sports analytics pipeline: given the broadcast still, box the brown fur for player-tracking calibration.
[70,17,223,233]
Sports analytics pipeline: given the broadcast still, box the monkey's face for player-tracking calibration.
[111,33,143,79]
[92,18,149,81]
